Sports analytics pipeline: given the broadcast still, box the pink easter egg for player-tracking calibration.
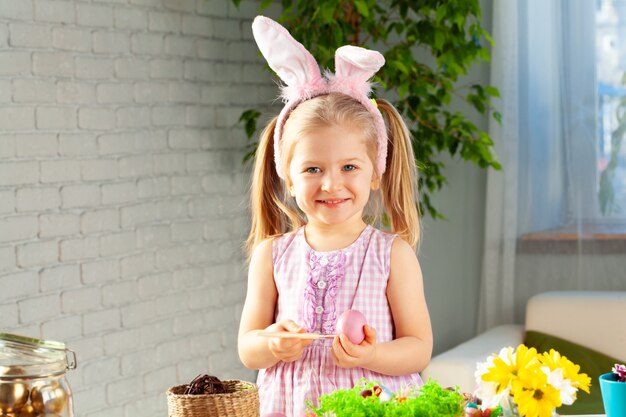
[263,413,286,417]
[336,310,367,344]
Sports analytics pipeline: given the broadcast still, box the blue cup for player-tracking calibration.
[599,372,626,417]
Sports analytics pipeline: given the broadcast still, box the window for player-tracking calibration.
[596,0,626,218]
[515,0,626,253]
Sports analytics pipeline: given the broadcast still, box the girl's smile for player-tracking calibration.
[317,198,350,206]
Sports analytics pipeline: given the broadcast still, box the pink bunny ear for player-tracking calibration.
[332,45,385,96]
[335,45,385,78]
[252,16,329,179]
[251,16,325,103]
[331,46,388,176]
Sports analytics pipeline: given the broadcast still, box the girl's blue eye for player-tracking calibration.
[306,167,321,174]
[343,164,357,172]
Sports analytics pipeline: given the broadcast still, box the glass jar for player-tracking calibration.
[0,333,77,417]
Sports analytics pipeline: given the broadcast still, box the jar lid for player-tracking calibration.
[0,333,66,351]
[0,333,77,377]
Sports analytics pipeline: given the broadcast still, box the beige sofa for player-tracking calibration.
[421,291,626,392]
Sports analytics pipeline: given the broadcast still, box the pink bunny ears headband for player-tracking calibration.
[251,16,388,179]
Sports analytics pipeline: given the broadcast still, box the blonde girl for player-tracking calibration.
[238,16,432,417]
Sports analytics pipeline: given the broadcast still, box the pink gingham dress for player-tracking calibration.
[257,225,423,417]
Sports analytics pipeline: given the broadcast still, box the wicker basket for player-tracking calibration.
[167,380,260,417]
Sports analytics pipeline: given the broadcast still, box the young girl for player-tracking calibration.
[238,16,432,417]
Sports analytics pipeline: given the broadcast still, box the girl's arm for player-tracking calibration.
[331,237,433,375]
[238,239,312,369]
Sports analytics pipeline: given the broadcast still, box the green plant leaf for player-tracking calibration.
[238,109,261,139]
[260,0,273,10]
[434,31,445,50]
[319,2,336,23]
[485,85,500,97]
[354,0,369,18]
[436,5,447,23]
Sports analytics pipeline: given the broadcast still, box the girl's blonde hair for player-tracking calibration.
[246,93,420,256]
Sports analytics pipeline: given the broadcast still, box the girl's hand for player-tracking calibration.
[331,324,377,369]
[265,320,313,363]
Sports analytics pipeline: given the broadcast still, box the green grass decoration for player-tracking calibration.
[307,379,464,417]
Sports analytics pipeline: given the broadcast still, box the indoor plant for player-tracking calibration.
[474,344,591,417]
[232,0,501,219]
[599,363,626,417]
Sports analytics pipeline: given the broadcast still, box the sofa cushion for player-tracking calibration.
[525,291,626,361]
[525,330,625,415]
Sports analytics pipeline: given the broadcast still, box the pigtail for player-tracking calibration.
[246,117,303,258]
[376,99,421,250]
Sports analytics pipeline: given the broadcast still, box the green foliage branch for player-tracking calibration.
[234,0,502,219]
[598,72,626,215]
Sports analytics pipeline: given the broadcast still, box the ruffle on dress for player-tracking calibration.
[302,250,346,334]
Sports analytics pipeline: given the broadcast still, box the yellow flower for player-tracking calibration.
[573,372,592,394]
[513,367,562,417]
[482,345,540,394]
[540,350,591,394]
[477,345,590,417]
[516,344,541,370]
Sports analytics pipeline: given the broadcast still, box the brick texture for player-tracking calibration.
[0,1,275,416]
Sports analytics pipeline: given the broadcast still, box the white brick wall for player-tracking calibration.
[0,1,277,416]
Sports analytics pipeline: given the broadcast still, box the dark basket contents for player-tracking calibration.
[184,374,226,395]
